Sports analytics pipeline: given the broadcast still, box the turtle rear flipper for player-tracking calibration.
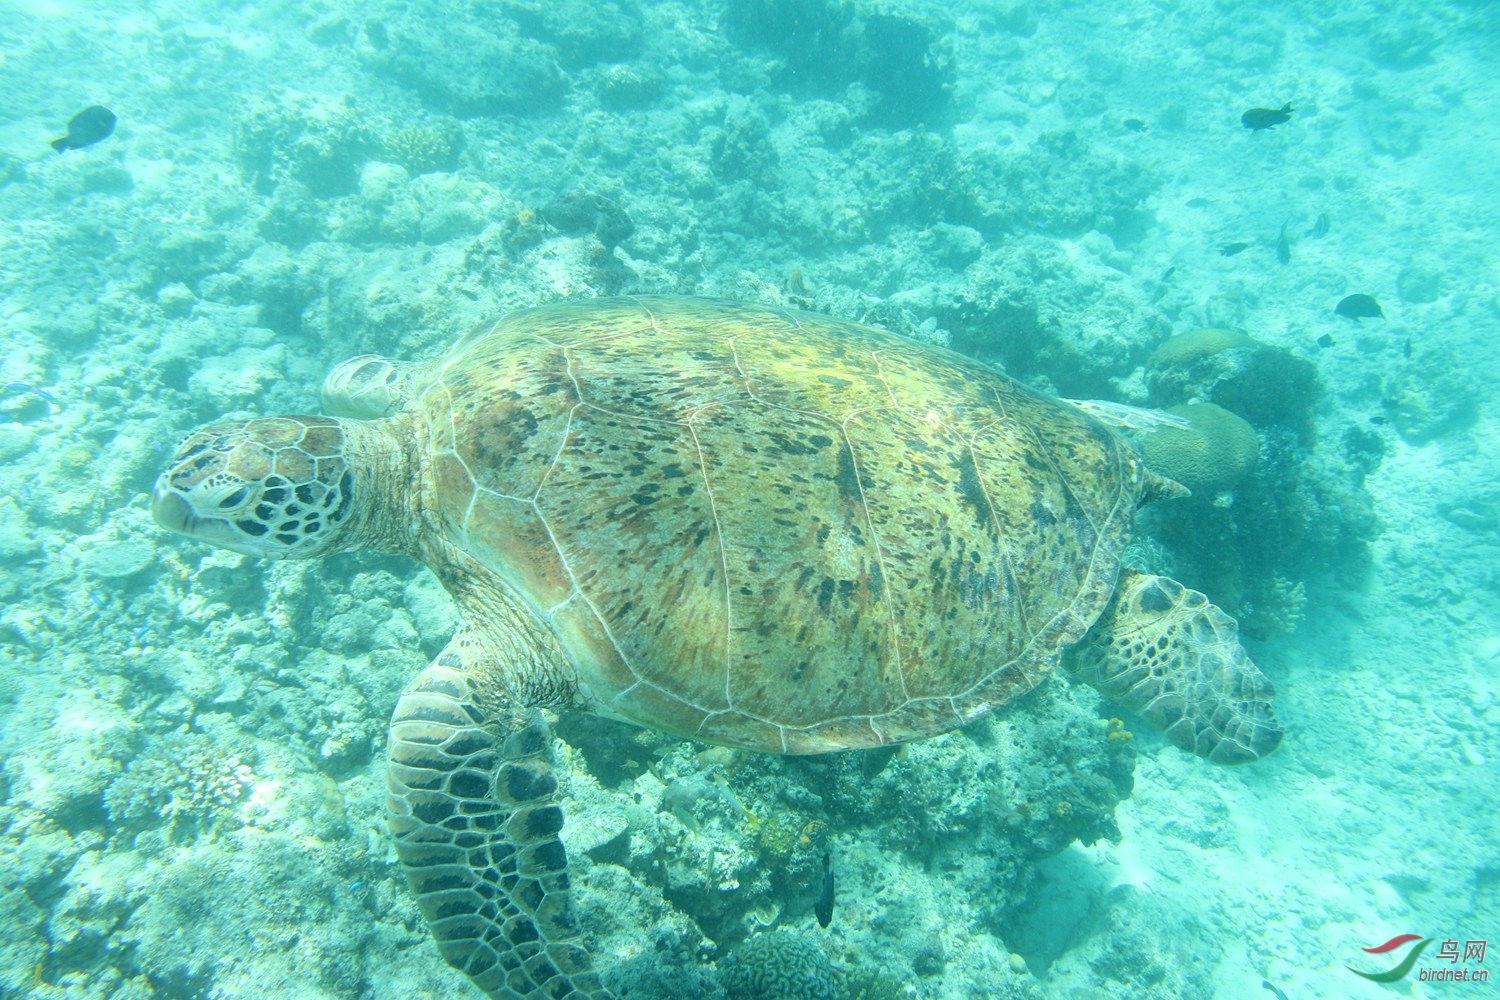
[386,643,612,999]
[1069,570,1283,764]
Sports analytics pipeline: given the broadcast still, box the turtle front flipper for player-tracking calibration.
[322,354,418,418]
[386,646,612,999]
[1068,570,1284,764]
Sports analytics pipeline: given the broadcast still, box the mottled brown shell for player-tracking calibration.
[418,297,1150,753]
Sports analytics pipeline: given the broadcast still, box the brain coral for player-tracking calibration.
[1141,403,1260,494]
[1146,327,1262,369]
[718,929,841,1000]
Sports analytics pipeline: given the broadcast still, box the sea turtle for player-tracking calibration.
[151,296,1282,999]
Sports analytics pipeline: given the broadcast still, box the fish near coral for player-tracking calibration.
[815,851,834,928]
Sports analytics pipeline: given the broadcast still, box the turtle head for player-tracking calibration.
[152,416,358,560]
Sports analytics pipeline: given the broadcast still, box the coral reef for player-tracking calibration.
[235,91,380,198]
[1145,327,1319,445]
[381,119,464,174]
[1140,402,1260,495]
[722,0,953,127]
[1136,324,1378,635]
[718,929,841,1000]
[361,8,566,116]
[551,670,1132,995]
[104,731,256,839]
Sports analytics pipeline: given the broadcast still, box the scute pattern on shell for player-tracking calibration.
[422,297,1145,753]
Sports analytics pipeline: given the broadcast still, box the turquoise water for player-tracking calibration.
[1,1,1496,998]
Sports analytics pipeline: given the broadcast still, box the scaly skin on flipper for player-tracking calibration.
[1068,570,1283,764]
[387,643,612,1000]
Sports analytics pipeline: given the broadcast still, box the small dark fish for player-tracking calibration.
[1335,294,1384,321]
[860,744,900,779]
[2,383,58,417]
[3,382,57,405]
[1316,333,1334,348]
[1220,242,1251,257]
[1242,103,1294,130]
[1306,212,1330,239]
[1275,220,1291,265]
[1261,980,1290,1000]
[814,852,835,928]
[51,105,117,153]
[1402,337,1411,359]
[1123,118,1148,133]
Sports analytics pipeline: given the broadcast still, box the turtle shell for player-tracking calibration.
[417,296,1149,753]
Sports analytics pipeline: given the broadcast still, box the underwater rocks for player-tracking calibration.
[236,91,380,198]
[945,238,1170,397]
[722,0,953,127]
[981,129,1156,239]
[363,1,646,117]
[6,688,135,828]
[546,673,1129,994]
[501,0,645,69]
[541,190,635,249]
[361,13,565,117]
[1145,327,1319,445]
[1043,884,1215,997]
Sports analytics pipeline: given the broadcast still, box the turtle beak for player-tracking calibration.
[151,474,283,559]
[150,478,195,536]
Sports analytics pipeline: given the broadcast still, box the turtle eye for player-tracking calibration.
[217,486,249,510]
